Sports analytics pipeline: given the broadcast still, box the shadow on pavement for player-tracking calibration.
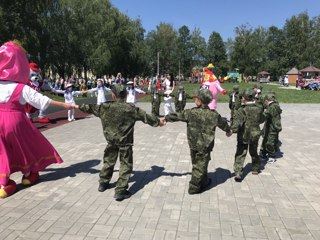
[40,159,101,182]
[128,165,190,195]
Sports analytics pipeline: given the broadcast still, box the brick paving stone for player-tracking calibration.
[1,103,320,240]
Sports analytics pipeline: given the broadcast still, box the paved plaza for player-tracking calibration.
[1,103,320,240]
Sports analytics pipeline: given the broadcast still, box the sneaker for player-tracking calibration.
[71,118,76,121]
[267,158,276,164]
[98,183,109,192]
[234,174,242,182]
[114,190,131,201]
[68,118,72,122]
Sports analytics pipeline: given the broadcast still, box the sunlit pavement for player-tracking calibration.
[1,103,320,240]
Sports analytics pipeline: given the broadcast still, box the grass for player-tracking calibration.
[139,81,320,103]
[43,82,320,104]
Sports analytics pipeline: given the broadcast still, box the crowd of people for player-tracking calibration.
[0,41,282,201]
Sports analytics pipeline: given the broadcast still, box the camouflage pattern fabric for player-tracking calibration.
[165,106,230,193]
[80,99,159,194]
[260,102,282,158]
[228,91,241,124]
[150,90,163,116]
[173,90,192,113]
[231,103,265,175]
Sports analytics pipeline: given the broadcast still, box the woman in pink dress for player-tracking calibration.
[0,41,78,198]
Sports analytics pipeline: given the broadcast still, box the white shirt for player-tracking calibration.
[0,81,51,110]
[126,87,145,104]
[87,86,111,105]
[55,89,83,104]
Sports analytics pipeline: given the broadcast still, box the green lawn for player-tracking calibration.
[139,81,320,103]
[44,81,320,104]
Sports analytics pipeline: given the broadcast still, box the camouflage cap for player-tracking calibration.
[233,84,239,89]
[193,89,213,104]
[263,92,276,101]
[112,84,127,98]
[178,85,184,90]
[242,88,255,100]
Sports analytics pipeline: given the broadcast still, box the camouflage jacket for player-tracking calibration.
[264,102,282,133]
[231,102,265,144]
[228,91,241,110]
[80,100,159,145]
[165,106,230,152]
[150,90,163,104]
[172,91,192,105]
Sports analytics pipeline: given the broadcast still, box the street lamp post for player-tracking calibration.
[157,52,160,76]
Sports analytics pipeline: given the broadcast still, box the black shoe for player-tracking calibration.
[252,170,261,175]
[201,178,212,190]
[114,190,131,201]
[98,183,109,192]
[188,188,201,195]
[234,174,242,182]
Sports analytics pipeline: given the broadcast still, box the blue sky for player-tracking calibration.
[111,0,320,41]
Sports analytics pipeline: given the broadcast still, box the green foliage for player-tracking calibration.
[1,2,320,82]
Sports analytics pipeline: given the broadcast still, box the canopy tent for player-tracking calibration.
[257,71,270,83]
[258,71,270,75]
[300,66,320,72]
[299,66,320,80]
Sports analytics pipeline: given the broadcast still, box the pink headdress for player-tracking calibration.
[0,41,29,84]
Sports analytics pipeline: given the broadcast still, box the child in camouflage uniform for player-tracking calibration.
[164,89,231,194]
[259,92,282,163]
[228,85,241,124]
[231,88,265,182]
[150,86,163,117]
[79,84,164,201]
[172,85,192,113]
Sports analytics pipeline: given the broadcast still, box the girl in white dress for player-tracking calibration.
[162,73,175,115]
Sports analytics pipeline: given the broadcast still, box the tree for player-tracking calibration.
[190,27,206,67]
[206,31,228,76]
[176,25,192,79]
[145,23,178,75]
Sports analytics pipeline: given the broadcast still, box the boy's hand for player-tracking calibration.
[226,130,232,137]
[159,118,166,127]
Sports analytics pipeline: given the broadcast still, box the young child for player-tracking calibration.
[126,81,146,104]
[164,89,231,194]
[150,86,163,117]
[54,83,84,121]
[79,84,164,201]
[228,85,241,124]
[231,89,265,182]
[259,93,282,163]
[87,78,111,105]
[0,41,78,198]
[172,85,192,113]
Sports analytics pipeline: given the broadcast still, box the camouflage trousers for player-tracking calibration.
[189,149,211,193]
[100,144,133,194]
[175,102,186,113]
[151,103,160,116]
[260,132,278,158]
[234,141,260,175]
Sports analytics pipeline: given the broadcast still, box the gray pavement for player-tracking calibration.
[1,103,320,240]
